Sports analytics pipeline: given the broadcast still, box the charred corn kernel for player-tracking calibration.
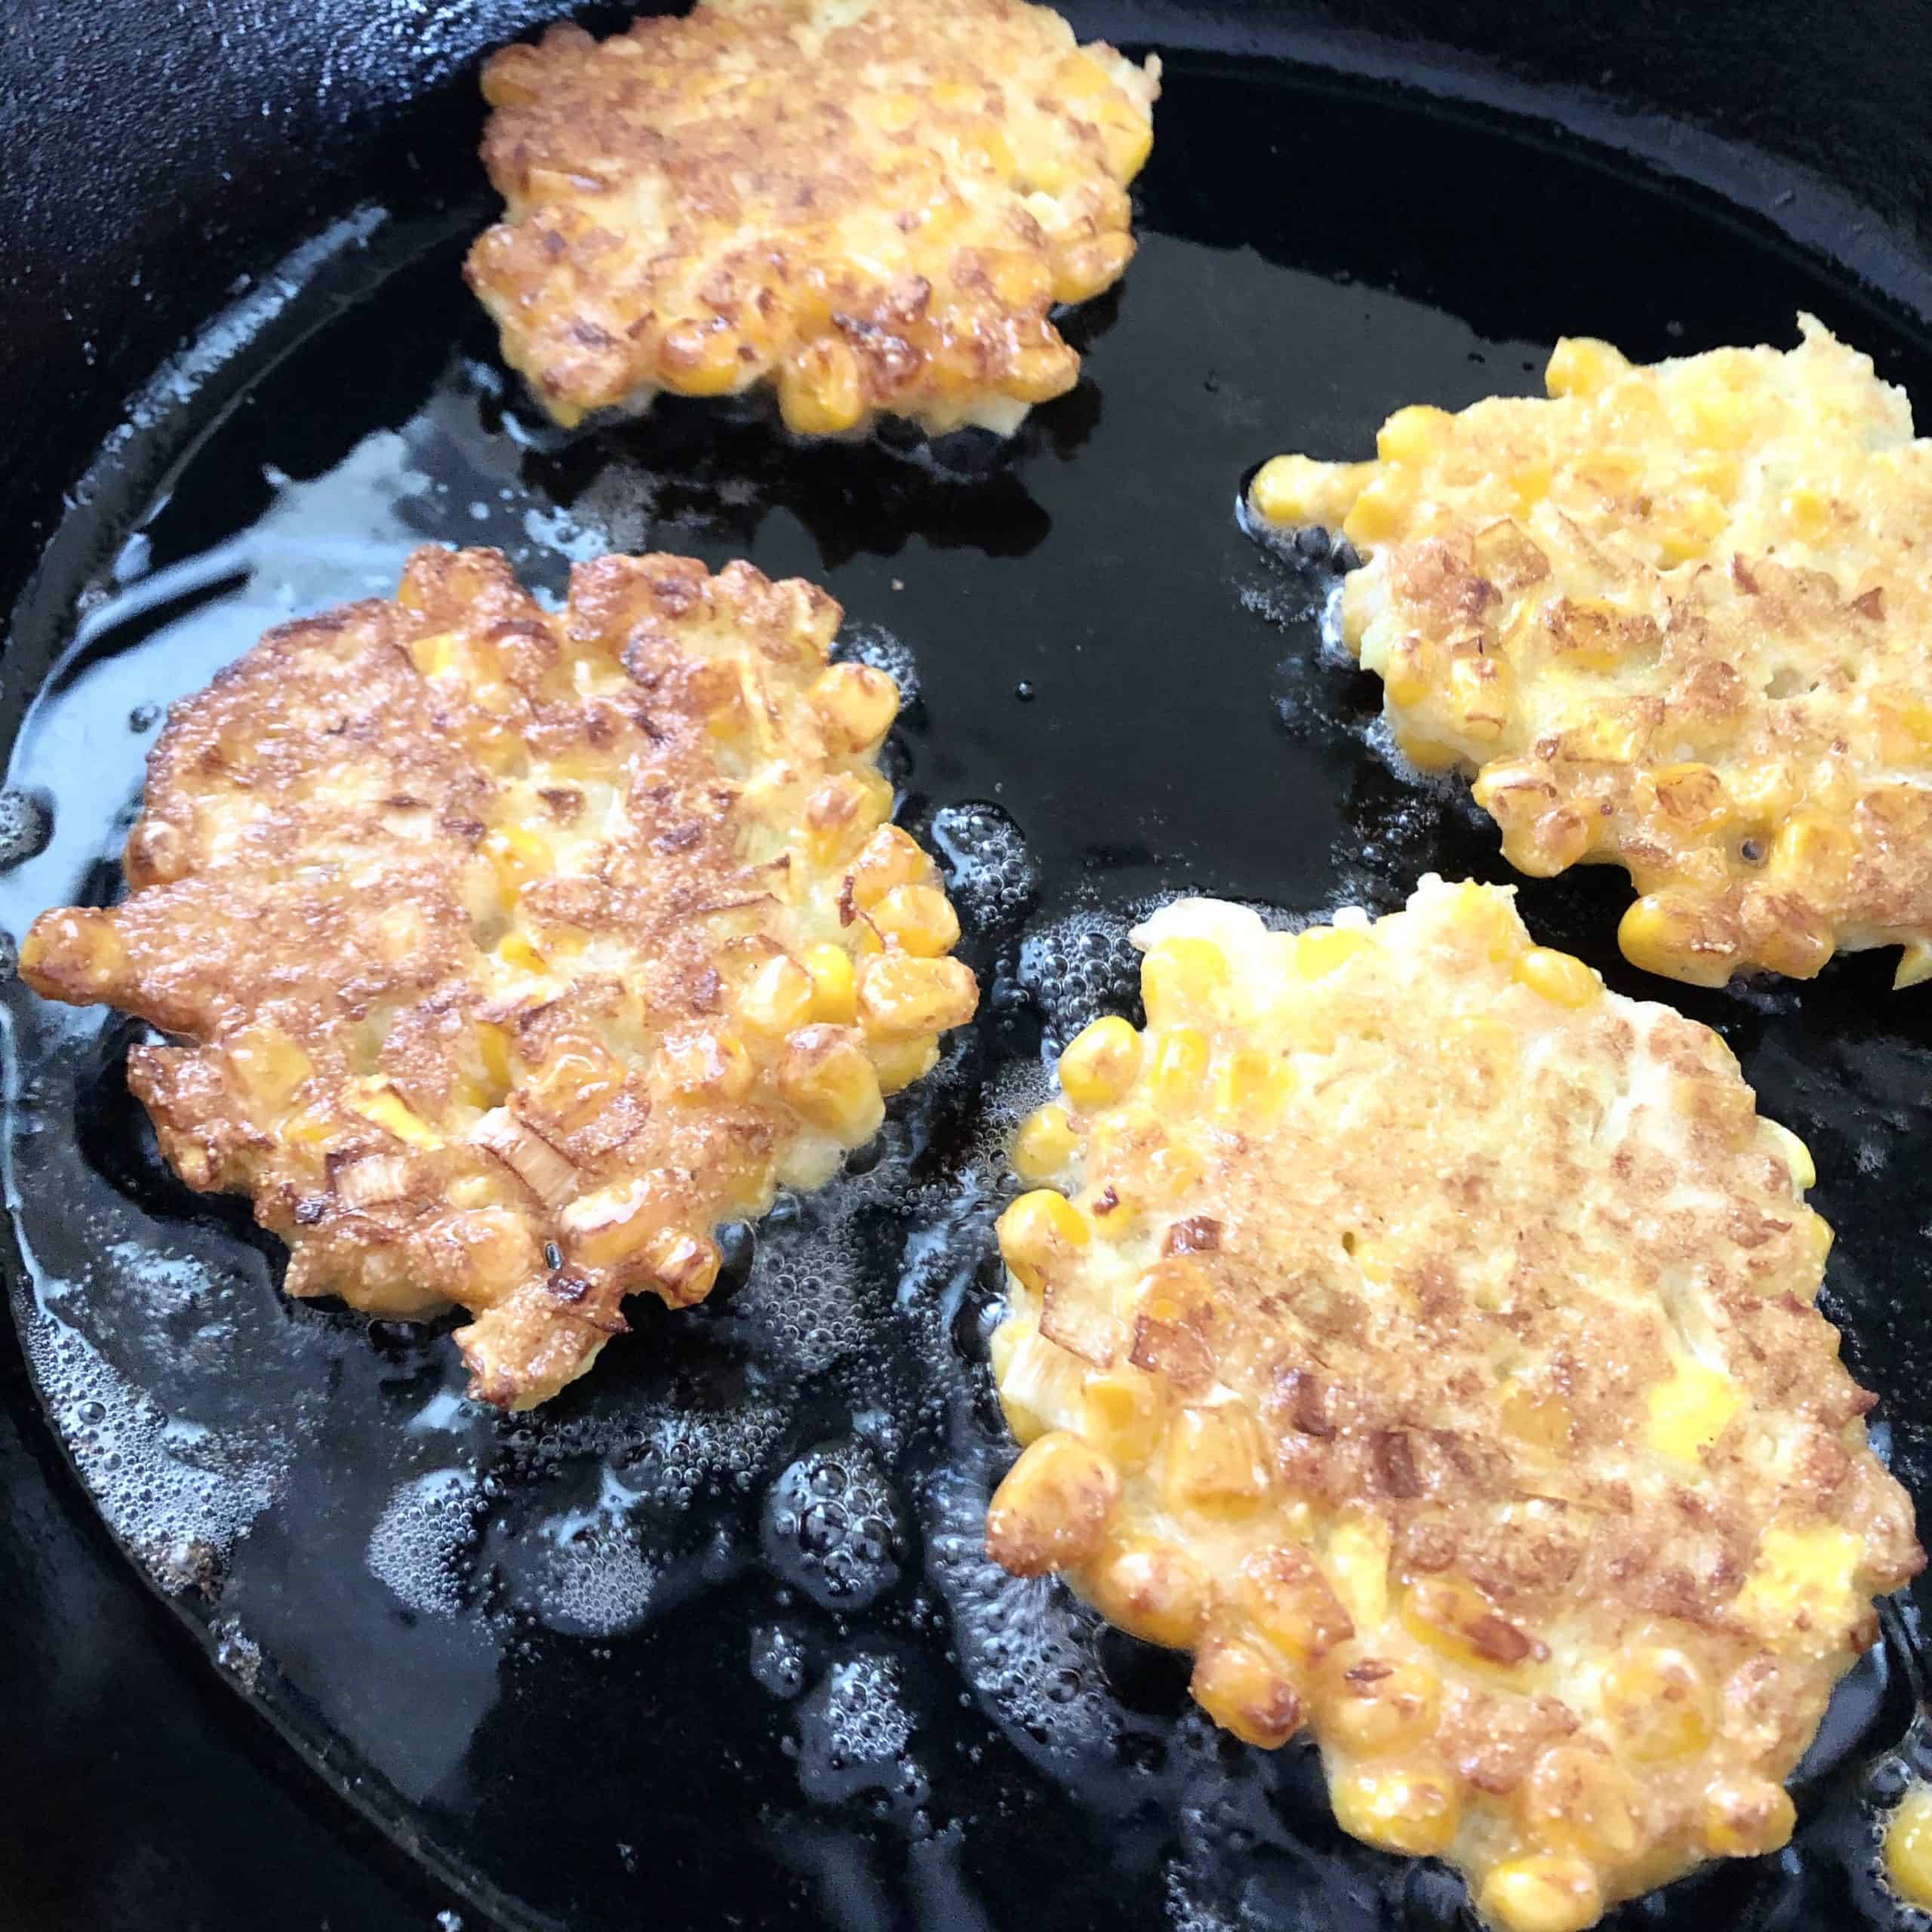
[1649,761,1728,831]
[496,931,547,975]
[1296,924,1368,979]
[1513,945,1599,1008]
[1546,335,1629,398]
[1325,1513,1392,1627]
[804,943,858,1023]
[849,824,931,909]
[226,1023,314,1108]
[1081,1534,1210,1648]
[484,823,551,901]
[1189,1638,1304,1749]
[1377,403,1453,465]
[776,1024,885,1143]
[739,953,816,1037]
[1012,1103,1078,1183]
[1646,1358,1741,1461]
[1212,1045,1294,1118]
[1141,938,1229,1026]
[1401,1577,1535,1675]
[644,1226,721,1306]
[1521,1743,1641,1862]
[1229,1546,1353,1663]
[1701,1775,1795,1858]
[1080,1369,1167,1470]
[1500,1383,1572,1454]
[1884,1783,1932,1909]
[870,882,960,958]
[344,1081,441,1150]
[998,1188,1090,1293]
[1164,1404,1272,1515]
[858,952,976,1038]
[986,1430,1121,1576]
[872,1033,940,1094]
[1248,454,1373,530]
[1331,1761,1461,1857]
[1146,1025,1211,1106]
[1058,1015,1142,1108]
[1601,1646,1714,1760]
[1323,1655,1438,1756]
[779,337,866,435]
[809,662,899,753]
[1477,1857,1604,1932]
[1343,472,1411,546]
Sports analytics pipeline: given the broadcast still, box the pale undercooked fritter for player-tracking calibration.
[21,545,977,1410]
[466,0,1158,435]
[1247,318,1932,990]
[986,878,1919,1930]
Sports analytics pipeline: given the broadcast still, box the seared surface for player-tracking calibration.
[466,0,1158,434]
[1248,318,1932,990]
[21,546,977,1408]
[988,879,1920,1928]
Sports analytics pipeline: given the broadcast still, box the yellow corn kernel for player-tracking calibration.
[408,630,460,678]
[776,1024,885,1143]
[1733,1524,1863,1651]
[1500,1383,1573,1455]
[1884,1783,1932,1909]
[1376,403,1452,465]
[1081,1534,1210,1648]
[1401,1577,1536,1675]
[1140,937,1229,1027]
[658,1028,755,1103]
[1325,1513,1392,1627]
[809,662,899,753]
[1342,472,1413,547]
[985,1430,1121,1577]
[1146,1025,1211,1107]
[1546,335,1629,398]
[998,1188,1090,1294]
[1601,1645,1714,1761]
[1617,894,1728,986]
[1247,454,1373,531]
[1380,634,1434,709]
[1649,761,1728,832]
[803,943,858,1023]
[1012,1103,1078,1183]
[1780,486,1832,540]
[1477,1857,1604,1932]
[1801,1208,1835,1280]
[737,953,815,1038]
[280,1106,336,1148]
[1164,1404,1272,1517]
[496,930,546,976]
[344,1081,441,1150]
[1757,1118,1815,1193]
[1701,1775,1796,1858]
[858,952,977,1038]
[657,317,743,396]
[1297,924,1368,979]
[1448,652,1509,740]
[1646,1358,1741,1462]
[1058,1015,1143,1108]
[1657,489,1729,564]
[1212,1045,1295,1120]
[1770,813,1855,891]
[868,87,921,132]
[1229,1546,1353,1663]
[643,1226,721,1306]
[1322,1655,1438,1757]
[19,907,131,1000]
[483,822,551,904]
[802,769,894,864]
[475,1021,512,1096]
[1189,1638,1304,1749]
[1331,1761,1461,1857]
[558,1177,657,1270]
[872,1033,939,1094]
[778,337,866,436]
[870,882,961,958]
[1079,1368,1168,1470]
[849,825,932,909]
[1520,1743,1641,1863]
[226,1023,314,1109]
[1512,946,1599,1008]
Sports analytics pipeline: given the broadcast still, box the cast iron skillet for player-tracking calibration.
[5,5,1932,1930]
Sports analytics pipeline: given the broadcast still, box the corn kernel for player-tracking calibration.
[1546,335,1629,398]
[739,953,816,1037]
[1701,1775,1795,1858]
[1342,472,1412,547]
[1323,1655,1438,1756]
[872,1033,940,1094]
[778,336,866,435]
[1331,1761,1461,1857]
[1648,761,1728,832]
[657,1028,755,1102]
[408,630,460,679]
[1189,1638,1304,1749]
[870,882,961,958]
[1448,652,1509,739]
[1229,1545,1353,1663]
[809,662,899,753]
[1601,1645,1714,1760]
[849,825,932,909]
[1520,1743,1641,1862]
[1377,403,1453,465]
[986,1430,1121,1577]
[1500,1383,1573,1455]
[496,930,547,976]
[1401,1577,1537,1675]
[777,1023,885,1143]
[1780,486,1832,540]
[343,1081,442,1150]
[858,952,977,1038]
[1081,1534,1210,1647]
[803,943,858,1023]
[1141,937,1230,1027]
[1884,1783,1932,1909]
[1896,940,1932,991]
[1058,1015,1142,1108]
[1324,1513,1392,1627]
[1733,1524,1862,1651]
[643,1226,721,1306]
[1247,455,1373,531]
[1164,1404,1272,1516]
[1013,1103,1078,1183]
[1211,1044,1295,1119]
[558,1176,657,1269]
[226,1023,314,1109]
[1617,894,1729,987]
[1146,1025,1211,1106]
[1380,634,1434,709]
[1645,1358,1741,1461]
[998,1188,1090,1294]
[484,822,551,903]
[803,770,893,863]
[1477,1857,1603,1932]
[1769,813,1854,889]
[1079,1369,1168,1470]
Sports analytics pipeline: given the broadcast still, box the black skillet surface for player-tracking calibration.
[6,8,1932,1932]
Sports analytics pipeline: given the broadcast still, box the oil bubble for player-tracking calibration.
[752,1622,810,1699]
[795,1653,916,1805]
[762,1436,907,1612]
[931,801,1038,934]
[0,789,52,870]
[1014,906,1144,1057]
[367,1467,483,1618]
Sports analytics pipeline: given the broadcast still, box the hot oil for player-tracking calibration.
[2,45,1932,1932]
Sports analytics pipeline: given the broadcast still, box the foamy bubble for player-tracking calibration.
[761,1437,906,1611]
[1014,906,1145,1057]
[509,1504,657,1638]
[751,1623,809,1699]
[0,789,52,870]
[795,1653,920,1806]
[931,801,1038,934]
[367,1467,482,1617]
